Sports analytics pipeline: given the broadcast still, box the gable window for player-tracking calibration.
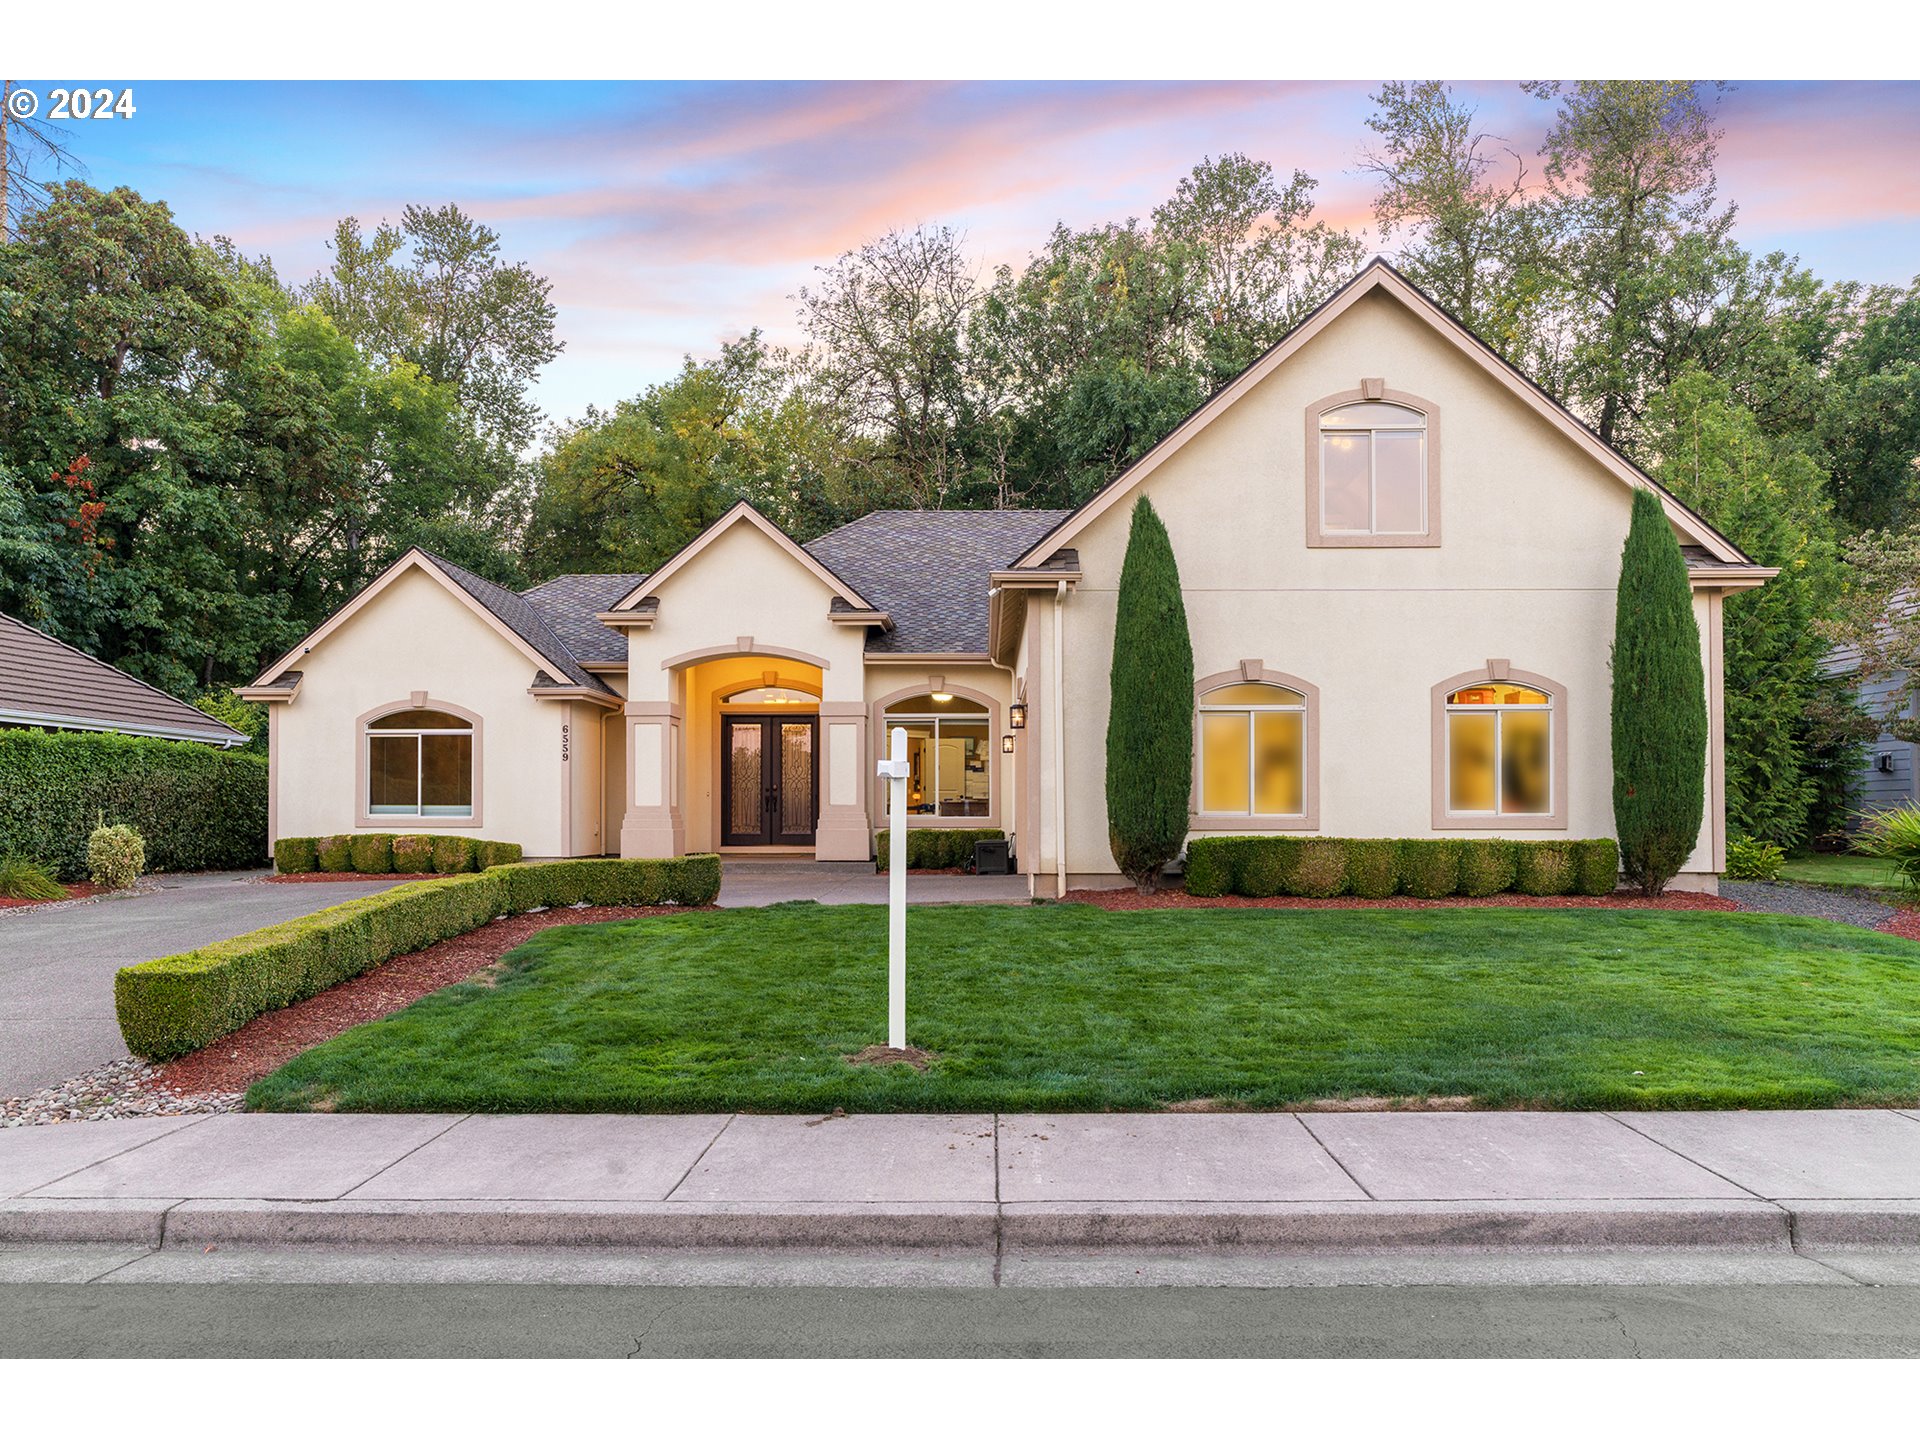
[1307,386,1440,548]
[1444,683,1550,816]
[1199,681,1308,817]
[880,692,991,819]
[366,708,474,818]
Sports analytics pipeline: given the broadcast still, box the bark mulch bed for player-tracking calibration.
[1880,907,1920,943]
[146,904,711,1099]
[1064,887,1737,913]
[0,882,109,910]
[261,871,439,883]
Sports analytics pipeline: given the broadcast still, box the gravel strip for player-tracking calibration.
[1,1058,241,1128]
[1721,879,1898,929]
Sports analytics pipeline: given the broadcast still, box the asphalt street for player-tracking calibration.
[4,1281,1920,1357]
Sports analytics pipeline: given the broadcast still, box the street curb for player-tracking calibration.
[11,1196,1920,1251]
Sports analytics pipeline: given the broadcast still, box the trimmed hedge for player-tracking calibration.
[0,729,267,881]
[274,833,524,875]
[876,828,1005,870]
[1180,836,1620,901]
[115,855,724,1060]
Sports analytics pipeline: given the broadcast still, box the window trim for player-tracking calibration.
[356,696,485,829]
[868,682,1000,830]
[1429,663,1567,831]
[1305,382,1442,549]
[1190,663,1321,832]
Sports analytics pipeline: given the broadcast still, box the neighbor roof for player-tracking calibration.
[0,610,249,746]
[803,509,1071,654]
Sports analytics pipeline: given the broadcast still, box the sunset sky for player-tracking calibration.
[25,79,1920,426]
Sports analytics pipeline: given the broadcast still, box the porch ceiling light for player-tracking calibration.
[1009,701,1027,729]
[1002,733,1015,754]
[931,691,953,703]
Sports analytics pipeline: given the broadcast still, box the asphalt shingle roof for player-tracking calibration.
[419,551,616,695]
[0,610,249,745]
[803,509,1071,654]
[521,572,647,665]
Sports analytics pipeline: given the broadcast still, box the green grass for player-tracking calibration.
[245,902,1920,1115]
[1778,853,1905,890]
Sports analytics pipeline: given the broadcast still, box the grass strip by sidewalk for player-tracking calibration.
[247,901,1920,1115]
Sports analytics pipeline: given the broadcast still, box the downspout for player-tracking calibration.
[1053,580,1068,899]
[984,590,1019,865]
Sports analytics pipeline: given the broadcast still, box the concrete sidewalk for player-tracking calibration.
[5,1109,1920,1255]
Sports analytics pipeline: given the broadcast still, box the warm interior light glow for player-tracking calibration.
[931,692,953,703]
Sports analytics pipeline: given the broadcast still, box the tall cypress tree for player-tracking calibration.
[1106,496,1194,892]
[1612,487,1708,894]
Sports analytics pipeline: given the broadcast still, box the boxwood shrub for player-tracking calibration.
[115,854,724,1060]
[875,828,1005,870]
[274,833,525,875]
[1181,835,1627,903]
[0,729,267,881]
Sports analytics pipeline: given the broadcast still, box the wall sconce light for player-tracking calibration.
[1001,733,1015,754]
[1009,702,1027,729]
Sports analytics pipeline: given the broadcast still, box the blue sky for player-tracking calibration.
[22,79,1920,428]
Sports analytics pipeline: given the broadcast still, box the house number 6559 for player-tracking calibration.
[561,723,570,762]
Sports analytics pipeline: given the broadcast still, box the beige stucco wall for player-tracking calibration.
[620,517,874,858]
[271,565,574,856]
[1046,286,1724,882]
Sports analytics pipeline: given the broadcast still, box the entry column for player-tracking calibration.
[620,699,685,858]
[814,701,871,861]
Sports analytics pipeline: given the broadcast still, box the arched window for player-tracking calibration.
[1444,682,1550,817]
[720,685,818,706]
[1307,387,1440,547]
[365,707,475,818]
[1198,680,1308,818]
[880,692,991,818]
[1320,401,1427,535]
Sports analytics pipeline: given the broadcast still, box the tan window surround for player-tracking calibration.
[869,681,1001,831]
[1189,663,1321,832]
[1429,662,1568,831]
[355,697,485,829]
[1305,382,1442,549]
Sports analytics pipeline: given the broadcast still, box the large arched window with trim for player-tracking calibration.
[1198,680,1308,817]
[366,707,474,818]
[881,692,990,818]
[1442,681,1554,819]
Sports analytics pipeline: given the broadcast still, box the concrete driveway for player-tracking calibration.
[0,872,408,1097]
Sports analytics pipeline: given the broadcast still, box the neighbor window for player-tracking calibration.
[1198,681,1306,816]
[1444,683,1551,817]
[881,693,990,818]
[1318,400,1428,536]
[366,708,474,817]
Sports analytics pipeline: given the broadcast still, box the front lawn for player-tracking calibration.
[246,902,1920,1114]
[1779,853,1905,891]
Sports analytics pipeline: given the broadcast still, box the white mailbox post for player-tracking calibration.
[876,725,911,1050]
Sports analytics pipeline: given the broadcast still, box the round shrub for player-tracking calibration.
[1515,841,1576,897]
[431,835,475,874]
[1723,836,1783,883]
[1237,838,1295,898]
[1457,840,1517,898]
[392,835,435,873]
[1573,838,1621,896]
[315,835,354,873]
[88,823,146,889]
[1287,839,1348,899]
[348,833,394,875]
[1346,840,1398,899]
[1398,840,1461,899]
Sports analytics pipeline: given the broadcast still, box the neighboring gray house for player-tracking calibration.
[0,610,249,748]
[1825,641,1917,821]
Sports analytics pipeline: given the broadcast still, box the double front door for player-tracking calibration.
[721,714,818,846]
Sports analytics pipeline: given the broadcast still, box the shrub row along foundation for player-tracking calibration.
[875,828,1005,869]
[1182,836,1620,900]
[115,855,723,1060]
[273,833,525,875]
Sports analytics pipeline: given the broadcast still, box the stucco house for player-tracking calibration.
[239,261,1775,893]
